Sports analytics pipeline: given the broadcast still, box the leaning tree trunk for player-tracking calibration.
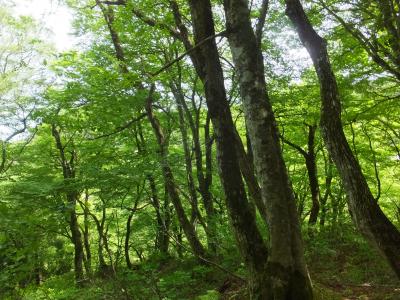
[282,125,321,226]
[285,0,400,278]
[145,90,207,259]
[170,81,217,253]
[187,0,271,297]
[233,129,267,222]
[305,125,320,225]
[98,4,206,259]
[319,152,333,227]
[223,0,313,298]
[125,211,134,269]
[130,4,270,292]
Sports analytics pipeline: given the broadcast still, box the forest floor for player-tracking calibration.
[9,228,400,300]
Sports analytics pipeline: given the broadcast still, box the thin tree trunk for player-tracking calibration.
[82,192,92,277]
[305,125,320,225]
[147,174,170,256]
[320,152,333,227]
[88,202,109,274]
[51,125,85,285]
[69,206,85,284]
[175,91,200,225]
[170,79,218,254]
[125,212,134,269]
[285,0,400,278]
[145,88,207,258]
[170,81,201,226]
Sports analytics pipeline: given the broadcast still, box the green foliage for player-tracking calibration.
[0,0,399,298]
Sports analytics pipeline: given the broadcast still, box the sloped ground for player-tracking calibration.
[6,227,400,300]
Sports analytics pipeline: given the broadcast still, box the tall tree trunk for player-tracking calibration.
[305,125,320,225]
[283,125,320,225]
[285,0,400,278]
[223,0,313,298]
[82,193,92,277]
[147,174,170,256]
[176,93,200,226]
[89,202,109,274]
[170,81,217,253]
[320,152,333,227]
[145,89,207,258]
[51,125,85,285]
[171,83,202,223]
[98,4,206,259]
[282,126,321,226]
[69,201,85,284]
[102,224,116,275]
[186,1,270,297]
[125,212,134,269]
[202,112,218,253]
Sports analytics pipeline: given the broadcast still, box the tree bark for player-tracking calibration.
[223,0,313,298]
[51,125,85,285]
[147,174,170,256]
[87,200,110,274]
[319,152,333,227]
[186,0,271,297]
[233,129,267,222]
[125,211,134,269]
[170,81,217,253]
[305,125,320,225]
[285,0,400,278]
[81,192,92,277]
[283,125,320,225]
[145,88,207,259]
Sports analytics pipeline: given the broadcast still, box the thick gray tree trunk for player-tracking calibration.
[223,0,313,298]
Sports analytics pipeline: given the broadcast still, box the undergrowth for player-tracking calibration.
[3,226,399,300]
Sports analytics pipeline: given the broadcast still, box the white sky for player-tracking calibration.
[0,0,75,139]
[14,0,75,51]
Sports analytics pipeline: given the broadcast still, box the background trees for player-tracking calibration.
[0,0,399,299]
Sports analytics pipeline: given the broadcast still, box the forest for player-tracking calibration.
[0,0,399,299]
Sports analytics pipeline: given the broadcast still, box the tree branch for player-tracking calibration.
[255,0,269,45]
[280,134,308,157]
[89,113,147,140]
[151,31,227,77]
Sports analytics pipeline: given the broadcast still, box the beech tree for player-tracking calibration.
[1,0,399,299]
